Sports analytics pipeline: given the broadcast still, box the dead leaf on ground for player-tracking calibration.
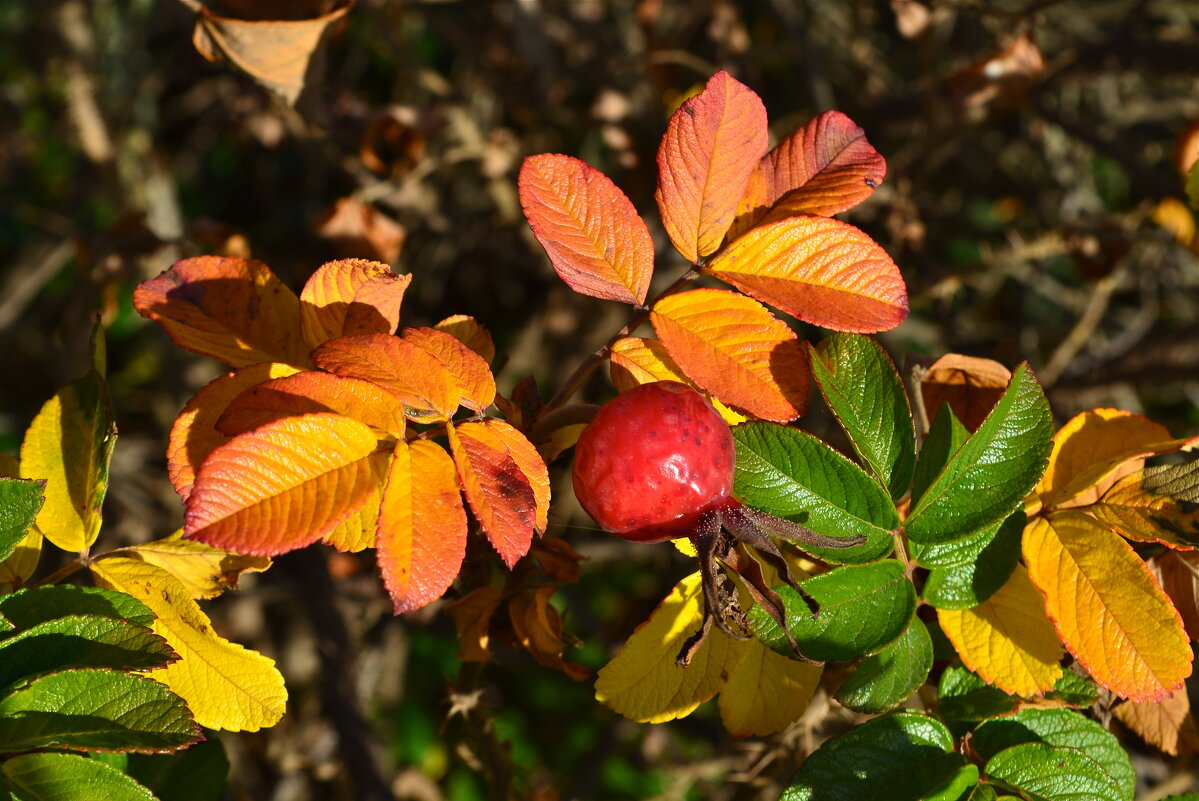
[947,33,1044,115]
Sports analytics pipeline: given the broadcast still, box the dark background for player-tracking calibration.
[2,1,1197,799]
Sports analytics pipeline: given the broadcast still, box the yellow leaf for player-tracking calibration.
[594,572,748,723]
[1024,511,1192,701]
[91,556,286,732]
[938,565,1063,696]
[609,336,747,425]
[434,314,495,365]
[717,642,821,737]
[323,486,381,553]
[109,532,270,599]
[19,372,115,553]
[1091,462,1199,549]
[298,259,410,348]
[0,453,40,584]
[1151,196,1196,247]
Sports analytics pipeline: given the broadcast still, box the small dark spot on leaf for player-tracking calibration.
[864,177,879,188]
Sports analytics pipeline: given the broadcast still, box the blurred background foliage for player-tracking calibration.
[1,1,1198,799]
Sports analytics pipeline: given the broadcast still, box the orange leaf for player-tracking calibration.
[219,370,407,439]
[377,439,467,614]
[483,419,550,533]
[185,413,387,556]
[1092,463,1199,549]
[609,336,746,425]
[650,288,808,422]
[447,421,537,569]
[508,586,590,680]
[134,256,310,368]
[298,259,411,349]
[732,110,886,235]
[168,363,302,502]
[706,216,908,333]
[937,565,1063,696]
[1036,409,1197,508]
[655,70,768,263]
[312,333,459,422]
[1114,684,1198,756]
[518,154,653,305]
[435,314,496,364]
[920,354,1011,433]
[402,327,497,413]
[1023,511,1192,701]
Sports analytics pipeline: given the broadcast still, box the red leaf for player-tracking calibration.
[519,154,653,305]
[312,333,459,422]
[377,439,467,614]
[448,421,537,569]
[656,71,768,263]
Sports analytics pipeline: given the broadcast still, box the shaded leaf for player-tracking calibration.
[0,477,44,563]
[919,354,1011,433]
[835,617,933,714]
[0,615,176,689]
[717,637,821,737]
[937,565,1063,696]
[1149,549,1199,640]
[108,534,270,600]
[0,585,154,630]
[1092,460,1199,549]
[434,314,495,364]
[377,440,467,614]
[484,419,550,533]
[518,153,653,305]
[1114,684,1198,756]
[185,413,386,555]
[508,586,590,681]
[20,370,116,552]
[651,288,808,422]
[1023,511,1191,701]
[446,586,504,663]
[218,369,407,439]
[125,736,229,801]
[403,326,497,413]
[707,216,908,333]
[922,511,1024,610]
[133,256,309,368]
[2,752,158,801]
[910,403,971,511]
[298,258,410,348]
[448,421,537,568]
[656,70,768,262]
[91,557,287,732]
[608,336,745,424]
[312,333,459,422]
[936,663,1019,725]
[312,198,406,264]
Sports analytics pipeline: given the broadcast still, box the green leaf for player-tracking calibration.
[836,618,932,714]
[808,335,916,500]
[0,586,155,631]
[0,478,45,563]
[0,615,177,690]
[936,664,1018,726]
[0,668,200,753]
[972,708,1134,801]
[965,786,1000,801]
[750,560,916,661]
[911,404,971,510]
[733,422,898,564]
[984,743,1123,801]
[126,736,229,801]
[922,511,1023,610]
[1046,672,1099,708]
[781,710,965,801]
[1,752,158,801]
[905,364,1052,544]
[923,764,980,801]
[18,370,117,552]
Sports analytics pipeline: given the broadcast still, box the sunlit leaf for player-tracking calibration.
[167,363,301,502]
[218,369,407,439]
[91,556,287,732]
[133,256,310,368]
[656,70,768,262]
[484,419,550,533]
[448,421,537,568]
[298,258,410,348]
[518,153,653,304]
[732,110,886,236]
[608,336,746,424]
[707,216,907,333]
[108,533,271,600]
[403,326,496,413]
[322,486,380,553]
[594,572,748,723]
[937,565,1064,696]
[835,618,933,715]
[434,314,496,364]
[377,440,467,614]
[651,288,808,421]
[20,371,116,553]
[185,413,387,555]
[717,638,821,737]
[982,743,1123,801]
[2,752,159,801]
[1092,460,1199,549]
[1023,511,1192,701]
[312,333,459,422]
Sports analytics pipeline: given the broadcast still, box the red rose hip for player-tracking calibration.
[572,381,736,543]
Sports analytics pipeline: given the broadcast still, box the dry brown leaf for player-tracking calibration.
[314,197,406,264]
[1148,549,1199,641]
[920,353,1011,432]
[947,33,1044,114]
[1114,683,1199,756]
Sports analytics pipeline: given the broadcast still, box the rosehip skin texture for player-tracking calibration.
[572,381,737,543]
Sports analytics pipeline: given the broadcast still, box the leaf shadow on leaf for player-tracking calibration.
[0,709,198,752]
[297,299,394,343]
[767,340,810,418]
[0,631,175,691]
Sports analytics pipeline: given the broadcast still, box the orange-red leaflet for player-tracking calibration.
[447,421,538,569]
[650,288,808,422]
[656,70,768,263]
[402,326,497,413]
[218,370,407,440]
[168,363,302,502]
[134,256,310,368]
[707,215,908,333]
[732,109,886,234]
[312,333,459,423]
[377,439,468,614]
[1023,511,1192,702]
[518,153,653,306]
[298,258,411,348]
[185,412,388,556]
